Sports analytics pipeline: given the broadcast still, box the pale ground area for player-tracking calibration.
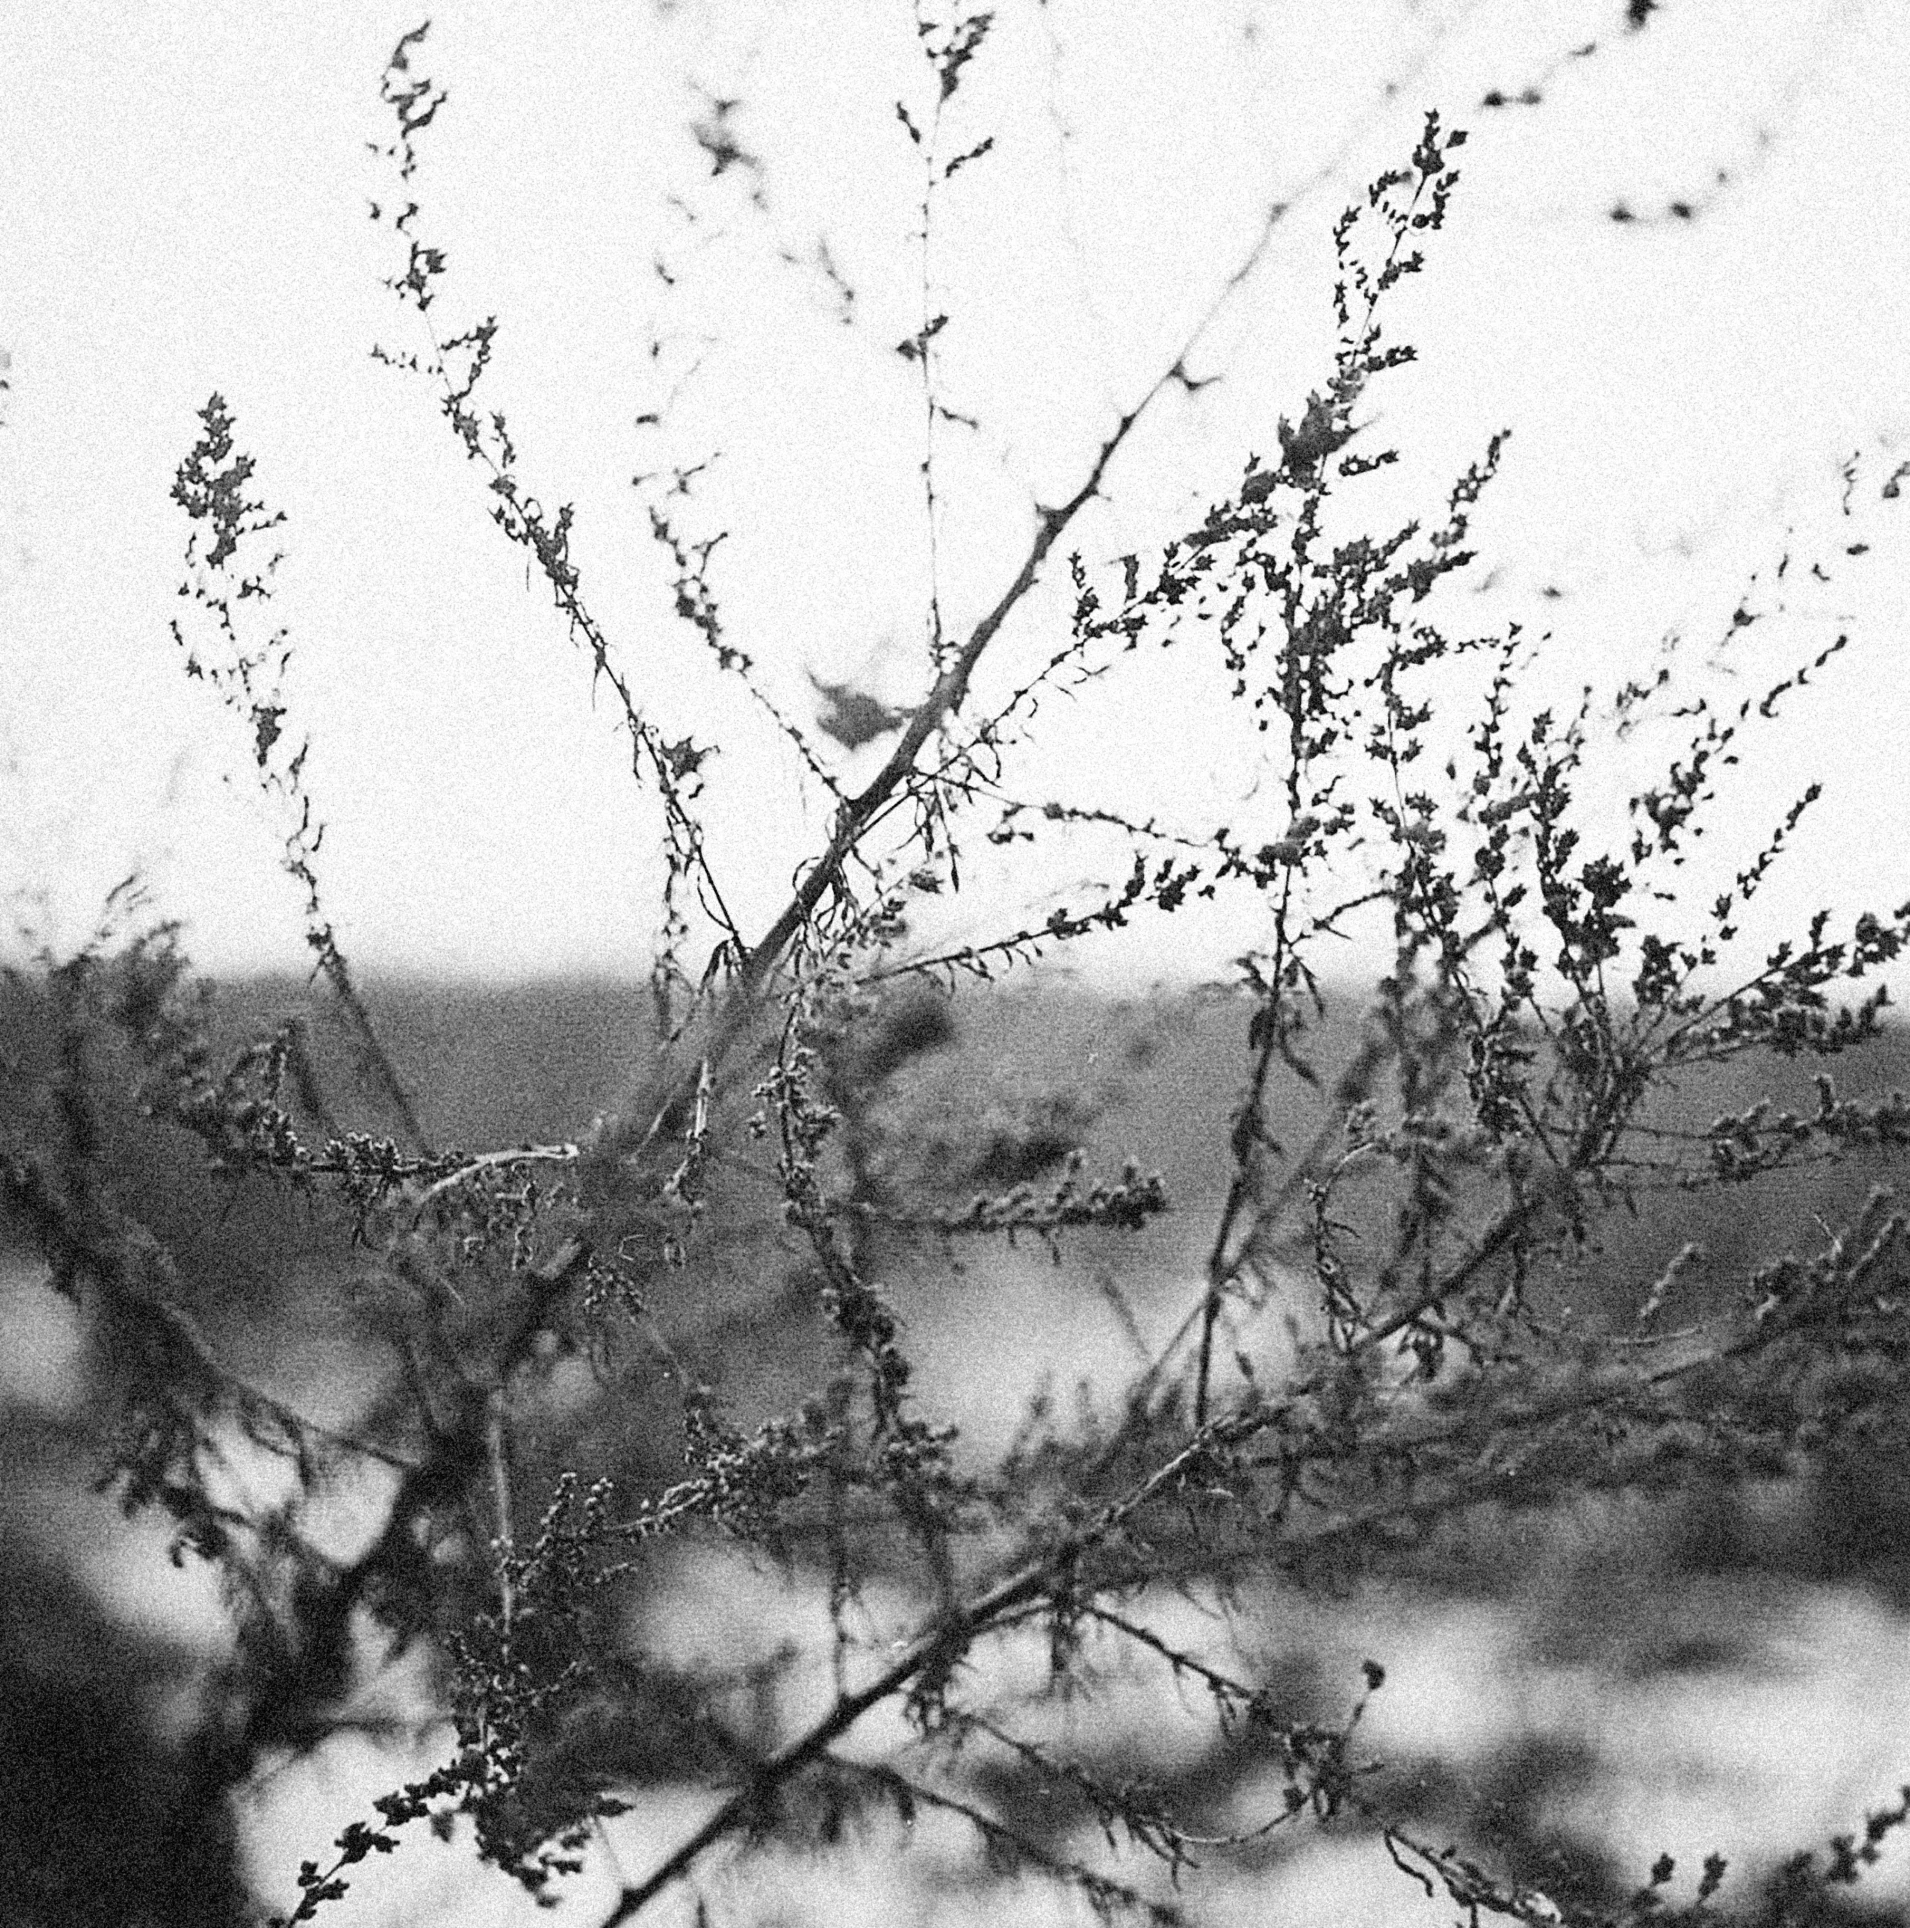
[7,1256,1910,1927]
[227,1569,1910,1927]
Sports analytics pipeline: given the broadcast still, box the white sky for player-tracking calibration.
[3,1,1908,994]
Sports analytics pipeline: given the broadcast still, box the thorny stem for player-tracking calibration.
[598,1408,1271,1924]
[1270,1285,1859,1564]
[485,1391,516,1632]
[1,1142,420,1474]
[1090,1036,1394,1473]
[609,157,1316,1167]
[742,436,1127,990]
[1195,900,1302,1429]
[833,1761,1177,1922]
[912,17,951,675]
[1194,124,1460,1429]
[391,291,745,975]
[412,1142,579,1215]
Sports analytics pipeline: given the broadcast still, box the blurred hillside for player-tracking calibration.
[8,963,1908,1628]
[7,968,1908,1427]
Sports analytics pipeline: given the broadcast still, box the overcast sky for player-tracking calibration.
[4,1,1907,994]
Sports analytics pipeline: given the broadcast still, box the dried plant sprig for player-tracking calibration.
[369,28,742,1004]
[12,21,1909,1928]
[171,397,427,1146]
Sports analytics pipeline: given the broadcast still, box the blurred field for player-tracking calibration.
[5,972,1910,1924]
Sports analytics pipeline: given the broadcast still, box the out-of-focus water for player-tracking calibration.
[10,1237,1904,1928]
